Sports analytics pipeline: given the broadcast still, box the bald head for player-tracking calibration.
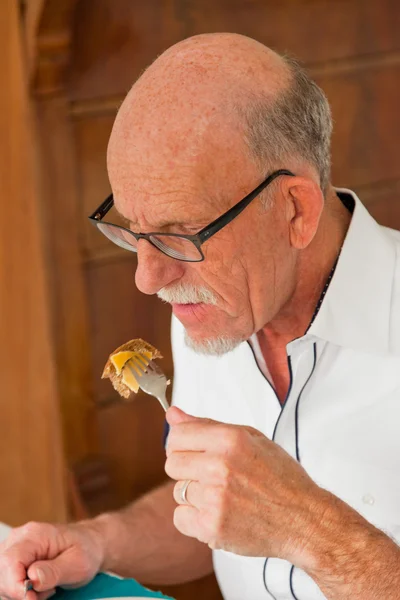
[132,32,289,102]
[108,33,331,209]
[108,36,285,212]
[115,33,288,128]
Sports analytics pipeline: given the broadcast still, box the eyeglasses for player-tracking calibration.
[88,169,295,262]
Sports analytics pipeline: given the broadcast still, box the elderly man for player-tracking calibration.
[1,33,400,600]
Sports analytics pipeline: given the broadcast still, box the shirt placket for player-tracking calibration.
[264,338,318,600]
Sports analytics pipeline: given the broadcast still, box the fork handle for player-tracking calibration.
[157,392,169,412]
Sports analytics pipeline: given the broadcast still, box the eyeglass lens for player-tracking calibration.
[96,223,203,261]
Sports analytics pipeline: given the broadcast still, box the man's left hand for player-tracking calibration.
[165,406,328,563]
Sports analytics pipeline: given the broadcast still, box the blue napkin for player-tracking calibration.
[53,573,174,600]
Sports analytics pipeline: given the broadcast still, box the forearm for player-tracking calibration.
[302,491,400,599]
[85,481,213,585]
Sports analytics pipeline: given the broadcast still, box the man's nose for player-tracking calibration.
[134,239,184,295]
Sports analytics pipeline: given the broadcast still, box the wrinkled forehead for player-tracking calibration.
[107,92,255,222]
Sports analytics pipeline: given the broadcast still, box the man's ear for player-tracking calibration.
[283,177,324,250]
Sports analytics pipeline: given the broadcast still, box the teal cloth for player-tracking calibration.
[53,573,174,600]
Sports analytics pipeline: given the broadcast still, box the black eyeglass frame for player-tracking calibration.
[88,168,295,262]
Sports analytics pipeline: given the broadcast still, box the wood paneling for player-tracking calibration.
[319,65,400,190]
[28,0,79,94]
[96,396,168,507]
[35,97,98,465]
[0,0,66,525]
[68,0,400,102]
[358,179,400,228]
[86,258,173,405]
[73,114,114,257]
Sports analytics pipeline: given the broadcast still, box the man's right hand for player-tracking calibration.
[0,521,105,600]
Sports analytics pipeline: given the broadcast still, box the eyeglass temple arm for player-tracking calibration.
[89,193,114,221]
[197,169,295,243]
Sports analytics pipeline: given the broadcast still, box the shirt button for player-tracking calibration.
[362,494,375,505]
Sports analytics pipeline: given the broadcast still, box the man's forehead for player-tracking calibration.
[108,116,254,225]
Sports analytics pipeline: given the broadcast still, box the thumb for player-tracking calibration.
[166,406,199,426]
[27,556,90,591]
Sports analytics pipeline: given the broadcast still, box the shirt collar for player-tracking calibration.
[307,188,398,356]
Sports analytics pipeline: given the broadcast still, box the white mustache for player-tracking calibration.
[157,283,218,305]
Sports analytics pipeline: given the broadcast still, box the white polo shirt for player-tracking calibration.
[171,189,400,600]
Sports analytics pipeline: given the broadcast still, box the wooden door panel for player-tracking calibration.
[0,0,67,525]
[73,114,114,257]
[68,0,400,102]
[318,65,400,189]
[362,185,400,230]
[96,396,168,506]
[86,257,174,405]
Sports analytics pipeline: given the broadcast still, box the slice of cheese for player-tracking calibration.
[110,351,136,375]
[110,350,152,375]
[121,361,140,393]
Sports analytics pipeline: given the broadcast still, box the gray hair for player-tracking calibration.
[241,56,333,196]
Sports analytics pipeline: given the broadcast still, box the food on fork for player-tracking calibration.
[102,338,162,398]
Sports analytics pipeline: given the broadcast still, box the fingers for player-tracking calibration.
[173,479,201,506]
[166,406,197,425]
[166,407,219,430]
[0,587,56,600]
[37,589,56,600]
[25,590,37,600]
[166,421,228,455]
[166,450,214,482]
[0,521,100,600]
[173,505,202,540]
[0,548,31,598]
[26,555,79,591]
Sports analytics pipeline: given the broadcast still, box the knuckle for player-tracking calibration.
[210,456,231,485]
[232,426,249,448]
[21,521,58,545]
[0,554,15,574]
[205,484,225,510]
[202,511,224,548]
[219,427,239,452]
[22,521,43,535]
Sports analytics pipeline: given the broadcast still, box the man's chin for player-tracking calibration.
[184,330,241,356]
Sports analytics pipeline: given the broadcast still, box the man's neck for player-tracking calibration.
[260,189,352,354]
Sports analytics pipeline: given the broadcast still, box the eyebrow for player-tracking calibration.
[114,205,204,232]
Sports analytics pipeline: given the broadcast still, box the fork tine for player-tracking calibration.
[146,360,156,372]
[135,354,150,370]
[127,359,145,376]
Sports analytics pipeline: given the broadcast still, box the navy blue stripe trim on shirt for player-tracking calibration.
[263,357,293,597]
[294,343,317,462]
[263,558,277,600]
[272,355,293,441]
[246,340,281,412]
[289,565,300,600]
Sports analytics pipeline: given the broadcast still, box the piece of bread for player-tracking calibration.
[102,338,162,399]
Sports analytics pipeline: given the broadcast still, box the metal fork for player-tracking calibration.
[126,357,170,412]
[24,580,33,598]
